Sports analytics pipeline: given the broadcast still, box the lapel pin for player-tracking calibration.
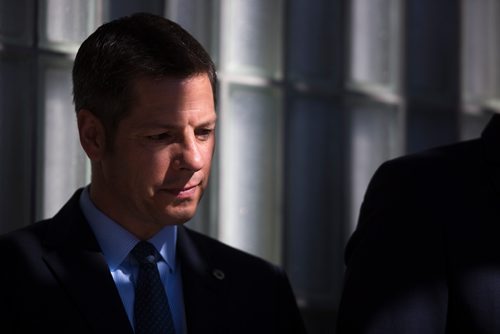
[212,268,225,280]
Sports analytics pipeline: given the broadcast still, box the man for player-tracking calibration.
[337,114,500,333]
[0,13,306,334]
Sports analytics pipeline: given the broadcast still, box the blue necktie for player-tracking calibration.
[131,241,176,334]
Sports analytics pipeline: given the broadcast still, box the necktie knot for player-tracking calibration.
[131,241,158,265]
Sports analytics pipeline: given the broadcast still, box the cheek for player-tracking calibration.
[203,140,216,161]
[201,146,215,175]
[147,151,174,175]
[204,149,214,167]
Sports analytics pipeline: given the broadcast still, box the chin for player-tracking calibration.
[165,208,197,225]
[155,196,198,222]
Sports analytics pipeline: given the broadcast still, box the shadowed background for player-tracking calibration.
[0,0,496,332]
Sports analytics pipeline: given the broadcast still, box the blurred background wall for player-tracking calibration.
[0,0,497,332]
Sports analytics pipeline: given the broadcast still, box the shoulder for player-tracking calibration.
[378,139,480,180]
[368,139,481,196]
[180,227,285,278]
[0,220,52,289]
[0,219,51,254]
[355,138,485,227]
[179,227,307,333]
[0,189,86,254]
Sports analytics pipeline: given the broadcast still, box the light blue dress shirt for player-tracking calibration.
[79,187,186,334]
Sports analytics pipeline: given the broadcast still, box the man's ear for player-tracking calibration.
[77,109,107,161]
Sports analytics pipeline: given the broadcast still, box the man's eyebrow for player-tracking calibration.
[136,118,217,130]
[197,119,217,128]
[135,122,176,130]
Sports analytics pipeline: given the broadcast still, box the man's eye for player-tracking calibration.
[196,128,214,140]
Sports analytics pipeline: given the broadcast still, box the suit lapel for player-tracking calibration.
[42,190,133,334]
[178,227,227,334]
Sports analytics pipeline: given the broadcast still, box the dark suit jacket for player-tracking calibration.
[0,189,306,334]
[337,114,500,333]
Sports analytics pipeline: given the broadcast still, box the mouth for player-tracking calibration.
[163,184,199,199]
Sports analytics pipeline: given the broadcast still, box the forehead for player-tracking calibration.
[124,74,216,126]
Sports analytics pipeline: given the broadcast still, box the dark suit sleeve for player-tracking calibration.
[336,159,448,333]
[274,267,308,334]
[0,238,17,333]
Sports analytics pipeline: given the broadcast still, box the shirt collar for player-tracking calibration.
[79,186,177,272]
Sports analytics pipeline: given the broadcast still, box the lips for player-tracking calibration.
[163,183,199,198]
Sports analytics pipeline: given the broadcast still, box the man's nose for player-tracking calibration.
[176,136,204,171]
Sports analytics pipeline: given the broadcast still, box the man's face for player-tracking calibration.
[93,74,216,238]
